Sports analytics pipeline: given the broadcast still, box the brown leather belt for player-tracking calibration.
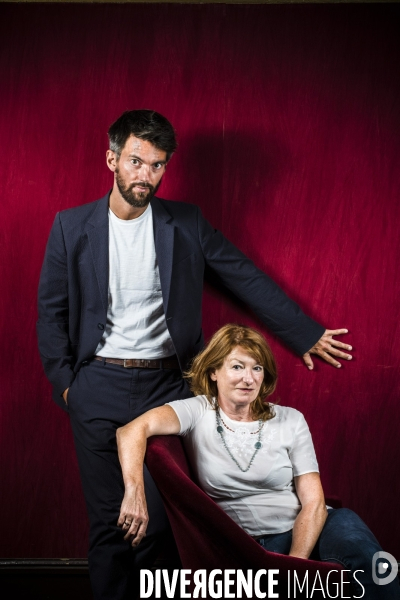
[93,355,180,370]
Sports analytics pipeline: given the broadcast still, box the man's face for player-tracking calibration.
[111,135,167,208]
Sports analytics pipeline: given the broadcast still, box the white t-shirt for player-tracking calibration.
[95,205,175,358]
[167,396,319,536]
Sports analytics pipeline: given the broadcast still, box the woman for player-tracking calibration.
[116,324,399,599]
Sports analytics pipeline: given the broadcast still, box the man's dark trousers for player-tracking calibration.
[67,357,191,600]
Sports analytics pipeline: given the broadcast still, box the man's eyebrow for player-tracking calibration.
[127,154,166,165]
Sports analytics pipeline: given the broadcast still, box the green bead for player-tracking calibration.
[217,426,223,433]
[254,442,262,449]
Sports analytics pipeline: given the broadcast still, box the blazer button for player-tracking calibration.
[98,323,104,330]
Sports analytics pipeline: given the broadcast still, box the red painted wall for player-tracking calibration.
[1,3,399,558]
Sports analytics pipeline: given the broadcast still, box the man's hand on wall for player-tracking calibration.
[303,329,352,370]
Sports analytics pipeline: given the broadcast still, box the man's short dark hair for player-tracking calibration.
[108,110,177,161]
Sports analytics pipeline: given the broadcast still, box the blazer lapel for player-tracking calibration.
[86,194,110,314]
[151,197,175,316]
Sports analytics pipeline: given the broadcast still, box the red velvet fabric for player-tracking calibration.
[146,436,343,599]
[0,4,399,559]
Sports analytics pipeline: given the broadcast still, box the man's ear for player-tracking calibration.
[106,149,118,172]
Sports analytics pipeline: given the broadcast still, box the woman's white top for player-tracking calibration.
[167,395,319,536]
[95,205,174,358]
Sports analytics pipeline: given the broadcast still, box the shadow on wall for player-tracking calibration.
[169,129,291,230]
[165,128,303,330]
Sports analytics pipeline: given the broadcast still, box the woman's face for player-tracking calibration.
[210,346,264,409]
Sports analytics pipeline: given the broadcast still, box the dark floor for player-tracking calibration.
[0,559,179,600]
[0,560,92,600]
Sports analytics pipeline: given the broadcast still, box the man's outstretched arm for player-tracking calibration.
[196,207,352,368]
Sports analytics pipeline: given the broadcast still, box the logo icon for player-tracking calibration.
[372,551,398,586]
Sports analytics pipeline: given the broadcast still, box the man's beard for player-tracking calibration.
[115,169,161,208]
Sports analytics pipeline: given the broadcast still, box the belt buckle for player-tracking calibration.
[123,359,151,368]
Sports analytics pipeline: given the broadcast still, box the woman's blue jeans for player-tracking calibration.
[257,509,399,599]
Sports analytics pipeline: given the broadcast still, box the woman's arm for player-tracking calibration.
[289,472,328,559]
[116,405,181,546]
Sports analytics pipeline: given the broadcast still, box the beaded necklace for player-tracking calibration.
[215,408,264,473]
[218,413,262,435]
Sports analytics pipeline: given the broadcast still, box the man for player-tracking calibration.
[37,110,352,600]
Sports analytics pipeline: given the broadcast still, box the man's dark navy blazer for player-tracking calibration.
[37,193,324,411]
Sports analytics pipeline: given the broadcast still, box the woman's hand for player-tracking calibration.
[117,483,149,547]
[115,406,181,546]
